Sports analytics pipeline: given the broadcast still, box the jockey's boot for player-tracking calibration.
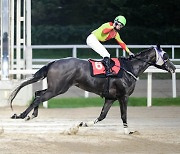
[102,57,114,77]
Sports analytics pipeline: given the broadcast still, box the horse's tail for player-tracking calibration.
[9,61,55,110]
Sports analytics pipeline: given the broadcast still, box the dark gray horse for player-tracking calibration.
[10,45,175,134]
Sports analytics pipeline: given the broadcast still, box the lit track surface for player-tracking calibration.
[0,107,180,154]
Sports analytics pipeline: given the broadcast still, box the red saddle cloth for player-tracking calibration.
[89,58,121,77]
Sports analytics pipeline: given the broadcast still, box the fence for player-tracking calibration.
[145,65,180,107]
[31,45,180,68]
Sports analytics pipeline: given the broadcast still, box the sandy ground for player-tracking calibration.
[0,106,180,154]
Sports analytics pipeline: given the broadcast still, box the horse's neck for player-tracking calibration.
[132,50,156,77]
[132,59,150,77]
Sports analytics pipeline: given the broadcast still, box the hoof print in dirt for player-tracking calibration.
[129,131,140,135]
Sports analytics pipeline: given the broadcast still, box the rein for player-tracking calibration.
[120,67,139,81]
[113,64,138,81]
[115,47,160,81]
[114,47,166,81]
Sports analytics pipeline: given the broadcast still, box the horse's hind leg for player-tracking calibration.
[79,99,115,127]
[17,90,56,119]
[33,89,47,116]
[12,83,71,119]
[11,89,47,120]
[26,89,47,120]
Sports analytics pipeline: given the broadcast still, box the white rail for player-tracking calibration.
[31,45,180,65]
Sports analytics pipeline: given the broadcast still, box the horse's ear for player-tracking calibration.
[156,44,161,50]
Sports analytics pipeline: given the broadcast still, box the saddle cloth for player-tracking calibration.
[88,58,121,78]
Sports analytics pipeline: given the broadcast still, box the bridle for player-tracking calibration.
[154,47,168,65]
[121,47,167,80]
[115,47,169,81]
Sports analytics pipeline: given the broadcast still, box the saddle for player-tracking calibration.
[89,58,122,78]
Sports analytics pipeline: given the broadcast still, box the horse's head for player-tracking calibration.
[153,45,176,73]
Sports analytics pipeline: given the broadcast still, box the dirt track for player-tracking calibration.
[0,106,180,154]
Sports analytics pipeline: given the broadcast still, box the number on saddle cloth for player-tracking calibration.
[88,58,122,78]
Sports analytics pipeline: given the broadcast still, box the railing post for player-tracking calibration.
[42,78,48,108]
[10,0,15,70]
[116,48,119,57]
[84,91,89,98]
[172,73,176,98]
[147,72,152,107]
[72,46,77,58]
[123,49,126,57]
[172,45,174,59]
[26,0,32,71]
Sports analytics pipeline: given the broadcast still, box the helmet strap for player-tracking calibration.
[114,26,120,32]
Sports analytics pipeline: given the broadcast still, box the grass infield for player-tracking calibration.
[47,97,180,108]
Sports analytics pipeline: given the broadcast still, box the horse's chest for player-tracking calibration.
[114,80,135,96]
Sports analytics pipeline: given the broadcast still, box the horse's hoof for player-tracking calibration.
[25,116,31,121]
[11,114,17,119]
[79,122,83,127]
[78,122,88,127]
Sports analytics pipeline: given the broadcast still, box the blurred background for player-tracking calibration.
[31,0,180,45]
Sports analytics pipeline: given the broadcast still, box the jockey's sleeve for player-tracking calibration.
[115,33,130,53]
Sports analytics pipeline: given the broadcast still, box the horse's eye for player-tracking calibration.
[163,53,169,60]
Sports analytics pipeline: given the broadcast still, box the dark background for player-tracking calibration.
[31,0,180,45]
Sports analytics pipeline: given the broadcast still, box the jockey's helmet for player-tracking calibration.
[114,15,126,26]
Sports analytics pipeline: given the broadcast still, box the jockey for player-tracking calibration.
[86,15,134,77]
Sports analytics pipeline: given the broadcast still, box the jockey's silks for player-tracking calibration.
[92,22,130,53]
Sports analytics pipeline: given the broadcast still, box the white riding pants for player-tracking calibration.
[86,34,110,58]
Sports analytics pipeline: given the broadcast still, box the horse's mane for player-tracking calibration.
[134,46,154,58]
[118,46,154,61]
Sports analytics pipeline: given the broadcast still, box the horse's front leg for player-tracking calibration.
[79,99,115,127]
[119,96,129,134]
[118,96,134,134]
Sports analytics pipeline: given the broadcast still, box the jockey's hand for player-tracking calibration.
[129,52,135,58]
[129,52,134,56]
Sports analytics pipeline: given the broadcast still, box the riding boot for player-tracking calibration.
[102,57,114,77]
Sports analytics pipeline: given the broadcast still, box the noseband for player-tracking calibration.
[155,47,167,65]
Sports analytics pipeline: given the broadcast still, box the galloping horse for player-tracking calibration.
[10,45,176,134]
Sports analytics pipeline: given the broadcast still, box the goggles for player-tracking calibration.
[115,21,124,28]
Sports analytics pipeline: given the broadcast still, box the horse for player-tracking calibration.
[9,45,176,134]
